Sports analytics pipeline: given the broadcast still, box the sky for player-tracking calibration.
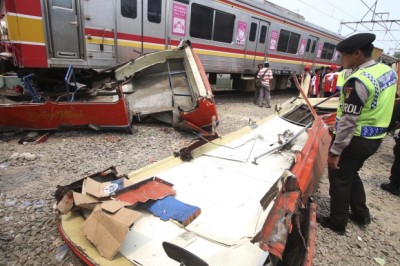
[266,0,400,55]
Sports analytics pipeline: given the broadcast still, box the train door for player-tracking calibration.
[82,0,117,67]
[303,36,319,67]
[244,18,270,71]
[116,0,166,61]
[46,0,83,59]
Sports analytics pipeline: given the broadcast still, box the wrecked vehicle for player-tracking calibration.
[114,40,218,135]
[0,41,218,135]
[0,74,134,133]
[55,81,334,265]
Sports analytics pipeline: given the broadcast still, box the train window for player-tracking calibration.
[148,0,162,23]
[311,40,317,53]
[190,4,213,40]
[213,11,234,43]
[277,30,300,54]
[287,33,300,53]
[306,39,311,52]
[190,4,234,43]
[121,0,137,19]
[321,43,329,59]
[259,25,267,44]
[327,44,336,59]
[52,0,72,9]
[277,30,290,52]
[249,23,257,42]
[321,42,336,60]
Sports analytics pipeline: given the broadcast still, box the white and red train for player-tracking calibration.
[0,0,344,89]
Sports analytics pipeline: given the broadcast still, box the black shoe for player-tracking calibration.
[349,213,371,226]
[316,214,346,235]
[380,182,400,196]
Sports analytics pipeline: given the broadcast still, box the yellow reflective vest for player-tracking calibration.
[335,69,352,92]
[335,63,397,139]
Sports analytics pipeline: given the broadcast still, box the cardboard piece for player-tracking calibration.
[106,207,142,227]
[81,178,87,195]
[57,191,74,214]
[81,205,142,260]
[101,200,130,214]
[85,177,126,198]
[73,192,98,209]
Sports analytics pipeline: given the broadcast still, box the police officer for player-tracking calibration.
[317,33,398,234]
[381,101,400,196]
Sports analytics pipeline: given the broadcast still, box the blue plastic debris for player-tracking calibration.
[147,196,201,226]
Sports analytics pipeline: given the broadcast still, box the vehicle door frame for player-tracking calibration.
[303,35,319,68]
[42,0,84,60]
[243,17,270,72]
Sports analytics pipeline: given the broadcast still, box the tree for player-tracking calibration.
[393,52,400,60]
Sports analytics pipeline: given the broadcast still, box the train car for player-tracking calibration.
[0,0,343,90]
[378,52,398,66]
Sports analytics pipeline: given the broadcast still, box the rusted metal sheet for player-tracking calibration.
[116,177,176,205]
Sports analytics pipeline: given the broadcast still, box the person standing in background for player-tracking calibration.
[257,61,273,108]
[318,66,326,97]
[327,65,339,96]
[322,66,334,97]
[254,63,264,105]
[309,68,321,98]
[300,65,311,97]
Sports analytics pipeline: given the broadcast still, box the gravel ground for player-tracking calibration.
[1,90,399,265]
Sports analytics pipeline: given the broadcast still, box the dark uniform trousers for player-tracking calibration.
[328,136,382,227]
[390,137,400,186]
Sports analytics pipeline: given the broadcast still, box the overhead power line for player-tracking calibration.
[297,0,342,23]
[322,0,358,20]
[339,0,400,49]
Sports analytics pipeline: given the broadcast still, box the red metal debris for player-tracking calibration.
[0,87,133,132]
[252,75,332,262]
[116,177,176,205]
[104,135,122,143]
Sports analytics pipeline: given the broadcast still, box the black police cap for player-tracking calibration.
[336,33,376,53]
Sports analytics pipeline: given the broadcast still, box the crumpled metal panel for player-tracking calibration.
[252,191,299,259]
[293,117,331,204]
[115,40,218,135]
[115,177,176,205]
[253,116,331,261]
